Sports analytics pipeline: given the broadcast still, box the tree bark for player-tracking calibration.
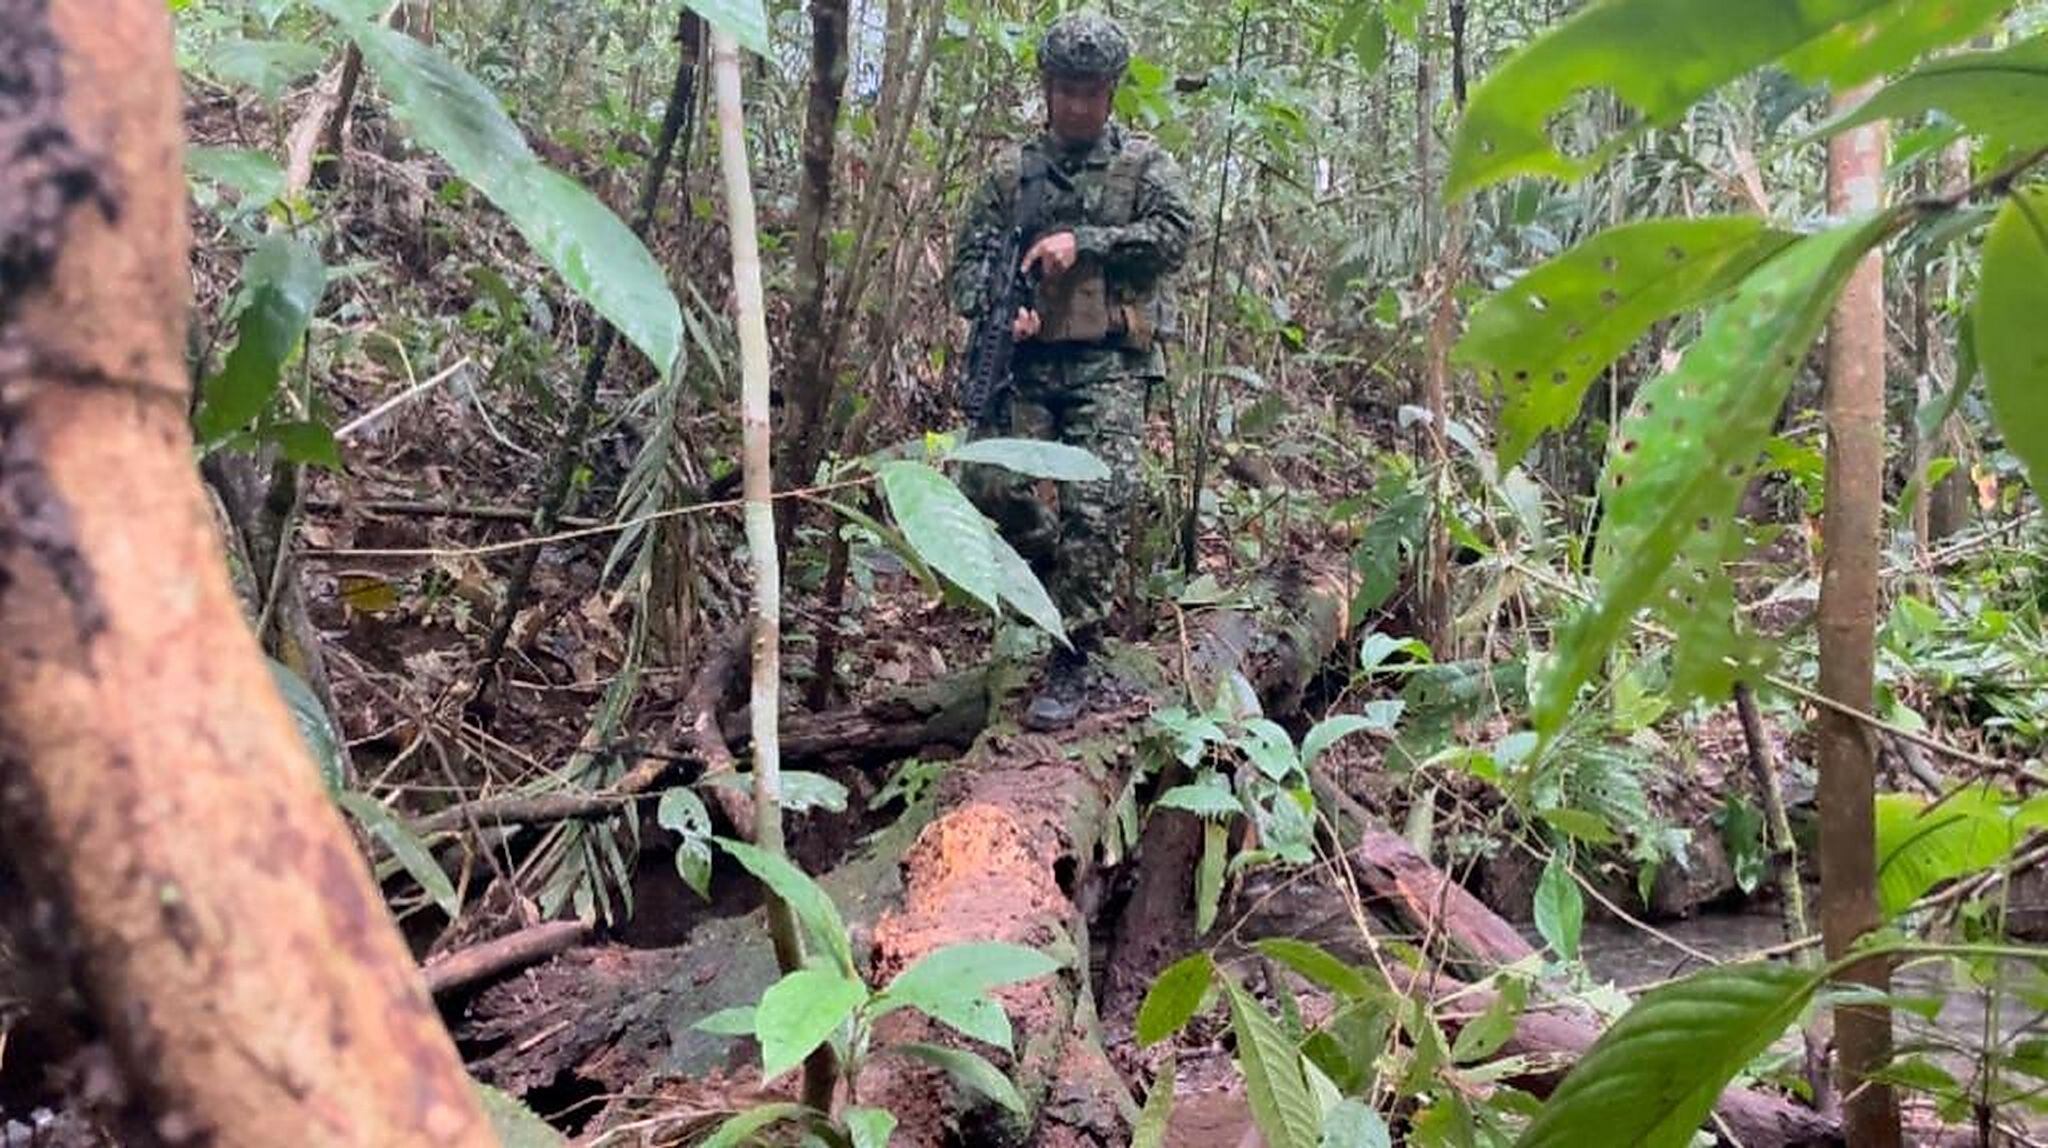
[711,23,838,1115]
[0,3,490,1143]
[1818,85,1899,1148]
[775,0,852,497]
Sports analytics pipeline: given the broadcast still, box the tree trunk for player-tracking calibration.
[1818,85,1900,1148]
[0,3,490,1143]
[710,23,838,1114]
[776,0,852,497]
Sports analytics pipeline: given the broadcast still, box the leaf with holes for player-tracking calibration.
[308,6,684,380]
[1225,979,1322,1148]
[1138,953,1215,1046]
[1979,187,2048,497]
[879,460,1001,612]
[1446,0,1996,196]
[1822,36,2048,151]
[947,437,1111,481]
[1519,962,1822,1148]
[1458,219,1796,466]
[195,236,326,442]
[1533,215,1893,734]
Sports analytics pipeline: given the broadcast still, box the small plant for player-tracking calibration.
[677,836,1058,1145]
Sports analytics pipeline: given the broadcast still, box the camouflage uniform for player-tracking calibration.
[948,21,1193,644]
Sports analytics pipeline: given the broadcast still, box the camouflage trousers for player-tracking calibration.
[962,348,1149,645]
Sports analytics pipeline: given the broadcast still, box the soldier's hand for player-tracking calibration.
[1011,308,1042,339]
[1022,232,1079,279]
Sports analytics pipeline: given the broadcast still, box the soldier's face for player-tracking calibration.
[1045,75,1115,143]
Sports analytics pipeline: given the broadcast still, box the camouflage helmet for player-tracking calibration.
[1039,12,1131,81]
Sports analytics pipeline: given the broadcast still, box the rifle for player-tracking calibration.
[959,156,1048,426]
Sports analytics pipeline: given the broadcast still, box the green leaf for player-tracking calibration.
[1785,0,2016,95]
[694,1004,757,1035]
[475,1082,567,1148]
[1225,979,1321,1148]
[1301,706,1402,770]
[1519,962,1822,1148]
[308,10,684,381]
[842,1106,896,1148]
[715,838,856,978]
[888,1042,1028,1115]
[1320,1099,1393,1148]
[185,146,286,206]
[1252,938,1381,1001]
[204,37,325,100]
[337,792,457,919]
[755,967,866,1080]
[1979,188,2048,498]
[871,942,1059,1050]
[1157,780,1243,819]
[1875,785,2024,916]
[1533,853,1582,963]
[1457,219,1796,467]
[263,420,342,468]
[1536,807,1619,846]
[195,236,327,442]
[990,526,1069,645]
[1131,1056,1177,1148]
[947,437,1111,481]
[268,657,344,794]
[1451,978,1527,1064]
[657,788,711,835]
[1534,215,1893,733]
[1447,0,1992,196]
[1238,718,1300,781]
[1357,632,1431,674]
[1137,952,1215,1046]
[698,1103,811,1148]
[878,460,1000,612]
[685,0,770,56]
[1823,36,2048,152]
[1196,820,1228,935]
[675,836,713,900]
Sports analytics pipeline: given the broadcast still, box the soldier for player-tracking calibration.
[949,12,1194,731]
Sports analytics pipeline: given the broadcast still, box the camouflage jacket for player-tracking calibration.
[948,124,1194,372]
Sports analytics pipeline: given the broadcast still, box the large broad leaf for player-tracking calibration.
[990,527,1069,645]
[1300,704,1404,770]
[1225,979,1322,1148]
[308,7,683,380]
[186,146,286,207]
[1252,938,1382,1001]
[878,460,1001,612]
[888,1042,1028,1115]
[755,967,866,1080]
[204,37,325,100]
[1457,219,1796,467]
[1137,952,1215,1046]
[1321,1099,1393,1148]
[337,792,458,919]
[1447,0,1997,196]
[685,0,771,56]
[1518,962,1821,1148]
[1874,785,2026,916]
[1978,187,2048,497]
[946,438,1112,481]
[843,1107,897,1148]
[1533,215,1893,734]
[1821,33,2048,150]
[195,236,327,442]
[715,838,856,978]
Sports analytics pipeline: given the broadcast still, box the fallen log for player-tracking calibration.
[423,920,591,996]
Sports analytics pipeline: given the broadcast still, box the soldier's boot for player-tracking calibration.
[1023,644,1092,732]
